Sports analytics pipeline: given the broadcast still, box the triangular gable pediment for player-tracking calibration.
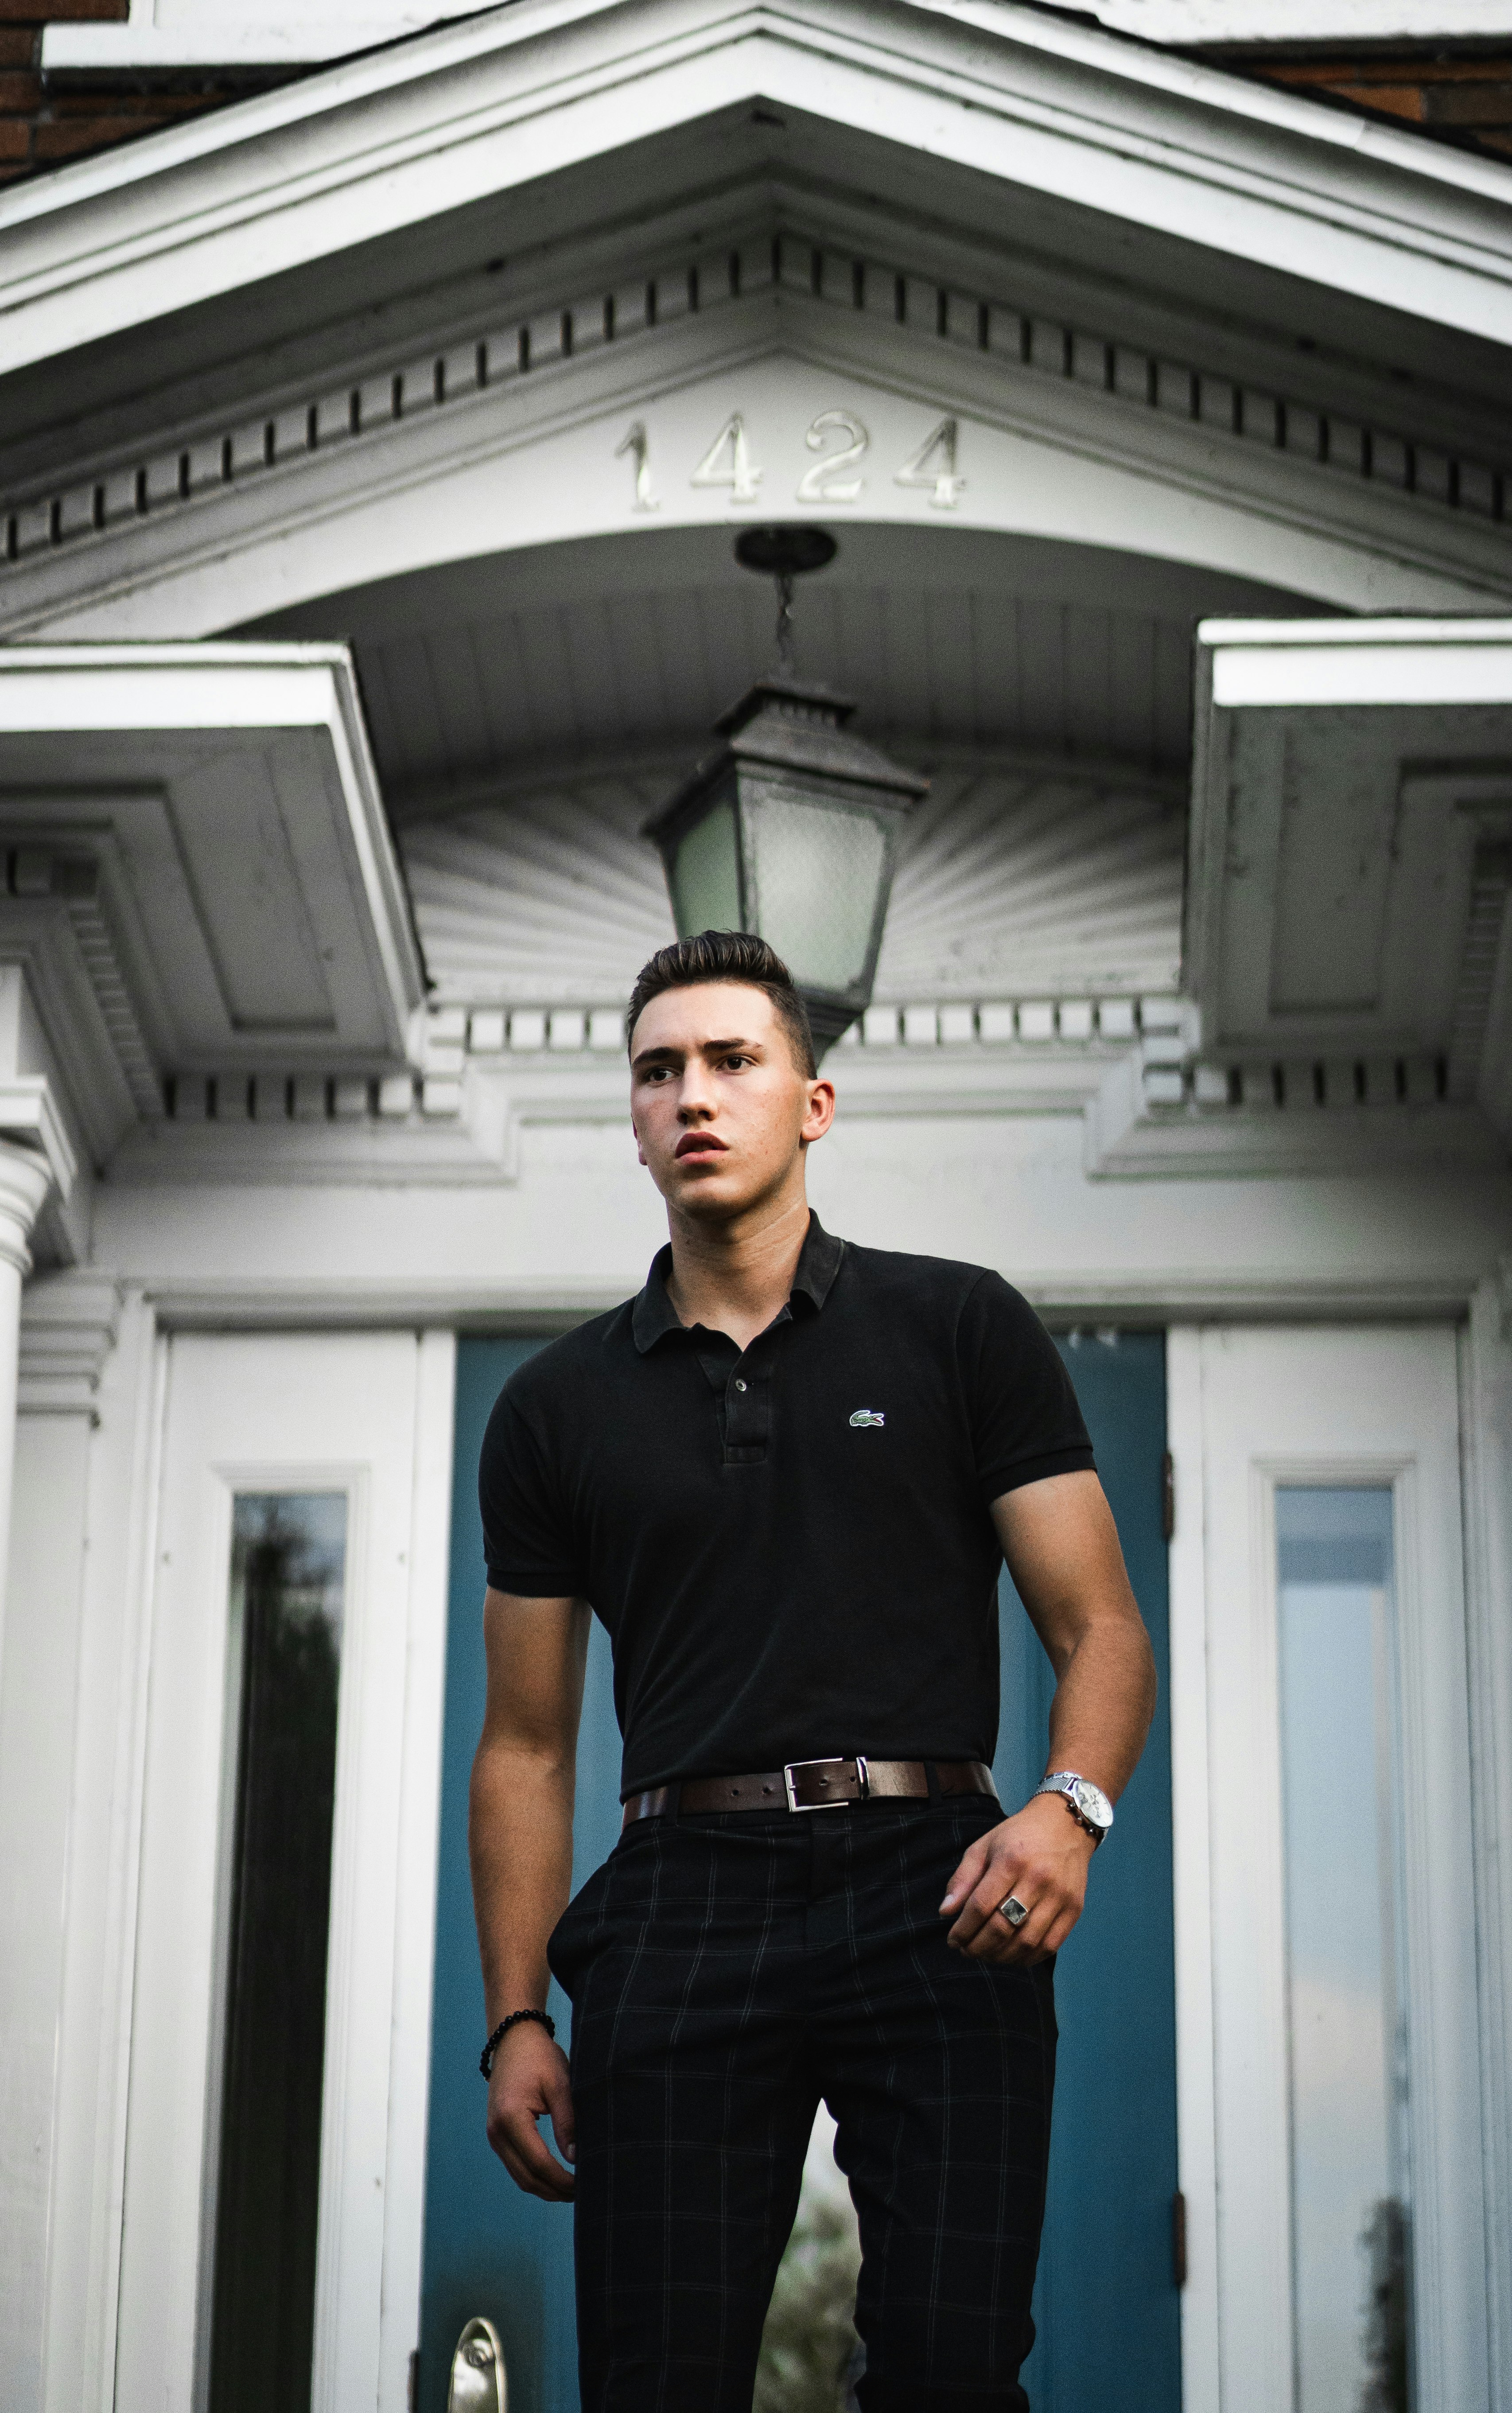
[3,0,1510,639]
[4,218,1509,645]
[4,0,1512,398]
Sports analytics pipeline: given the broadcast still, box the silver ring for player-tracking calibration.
[999,1895,1030,1930]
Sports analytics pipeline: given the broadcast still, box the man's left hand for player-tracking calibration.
[939,1795,1096,1964]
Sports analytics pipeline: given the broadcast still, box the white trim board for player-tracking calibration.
[1461,1278,1512,2413]
[120,1268,1495,1330]
[1086,0,1512,39]
[43,0,507,72]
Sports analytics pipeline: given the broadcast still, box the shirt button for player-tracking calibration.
[735,1378,748,1392]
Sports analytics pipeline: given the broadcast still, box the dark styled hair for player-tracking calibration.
[627,930,817,1079]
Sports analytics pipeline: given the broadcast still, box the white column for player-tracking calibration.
[0,1141,53,1637]
[1464,1269,1512,2413]
[0,1138,56,2413]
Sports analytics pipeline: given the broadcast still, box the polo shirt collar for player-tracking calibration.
[632,1213,843,1353]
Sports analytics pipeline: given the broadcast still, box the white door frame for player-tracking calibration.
[113,1327,455,2413]
[1167,1323,1489,2413]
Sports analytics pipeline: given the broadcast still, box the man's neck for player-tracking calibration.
[664,1188,812,1352]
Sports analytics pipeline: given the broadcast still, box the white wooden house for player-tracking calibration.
[1,6,1510,2411]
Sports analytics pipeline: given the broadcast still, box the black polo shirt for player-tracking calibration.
[479,1216,1094,1796]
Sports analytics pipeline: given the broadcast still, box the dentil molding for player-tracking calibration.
[4,221,1509,639]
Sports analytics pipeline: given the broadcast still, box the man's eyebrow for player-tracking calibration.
[630,1034,766,1071]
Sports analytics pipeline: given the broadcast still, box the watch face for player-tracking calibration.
[1070,1778,1113,1829]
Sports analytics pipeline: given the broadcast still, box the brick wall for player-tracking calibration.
[1,6,1509,192]
[0,2,260,185]
[1245,50,1512,161]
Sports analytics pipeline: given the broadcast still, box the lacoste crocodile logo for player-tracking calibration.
[849,1409,886,1428]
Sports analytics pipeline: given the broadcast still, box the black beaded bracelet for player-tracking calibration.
[480,2007,556,2079]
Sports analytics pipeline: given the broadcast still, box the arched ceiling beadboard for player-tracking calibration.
[358,571,1199,795]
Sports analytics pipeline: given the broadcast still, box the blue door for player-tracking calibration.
[419,1339,619,2413]
[998,1330,1181,2410]
[419,1331,1179,2412]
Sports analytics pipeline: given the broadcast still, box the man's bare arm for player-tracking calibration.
[470,1586,590,2200]
[940,1469,1157,1968]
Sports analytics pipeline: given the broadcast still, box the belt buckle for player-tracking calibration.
[784,1755,869,1811]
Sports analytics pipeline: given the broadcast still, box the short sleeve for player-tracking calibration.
[478,1383,586,1597]
[956,1272,1096,1504]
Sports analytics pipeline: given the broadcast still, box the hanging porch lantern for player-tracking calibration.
[642,527,927,1055]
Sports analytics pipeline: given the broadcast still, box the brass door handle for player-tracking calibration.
[447,2316,506,2413]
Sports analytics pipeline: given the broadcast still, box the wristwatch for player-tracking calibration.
[1034,1770,1114,1846]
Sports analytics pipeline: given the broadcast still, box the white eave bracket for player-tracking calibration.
[0,642,426,1169]
[0,1074,78,1197]
[1182,616,1512,1144]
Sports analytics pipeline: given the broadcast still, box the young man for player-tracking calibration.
[471,930,1156,2413]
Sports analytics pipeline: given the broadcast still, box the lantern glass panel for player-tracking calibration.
[745,784,888,996]
[670,796,741,935]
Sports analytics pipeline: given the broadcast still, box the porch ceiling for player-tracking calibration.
[257,519,1306,1009]
[266,523,1303,800]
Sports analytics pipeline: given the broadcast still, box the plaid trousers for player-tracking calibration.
[548,1794,1057,2412]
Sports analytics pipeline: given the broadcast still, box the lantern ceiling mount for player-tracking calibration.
[642,529,927,1057]
[734,521,839,676]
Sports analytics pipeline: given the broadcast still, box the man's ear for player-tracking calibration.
[801,1078,837,1145]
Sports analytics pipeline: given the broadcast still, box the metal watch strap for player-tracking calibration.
[1034,1770,1110,1846]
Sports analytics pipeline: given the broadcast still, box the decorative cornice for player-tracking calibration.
[4,221,1507,625]
[102,985,1512,1183]
[1085,1031,1509,1175]
[17,1271,121,1417]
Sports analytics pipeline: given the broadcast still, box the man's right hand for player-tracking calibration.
[470,1588,589,2202]
[485,2021,576,2200]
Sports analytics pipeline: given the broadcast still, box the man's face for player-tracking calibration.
[630,981,834,1222]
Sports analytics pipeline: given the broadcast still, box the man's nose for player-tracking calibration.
[677,1070,716,1120]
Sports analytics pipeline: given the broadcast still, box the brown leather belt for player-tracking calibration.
[622,1756,999,1827]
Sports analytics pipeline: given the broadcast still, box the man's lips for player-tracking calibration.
[674,1133,728,1160]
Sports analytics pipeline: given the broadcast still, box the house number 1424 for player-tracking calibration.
[615,413,964,512]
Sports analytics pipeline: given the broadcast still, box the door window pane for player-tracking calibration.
[1276,1487,1409,2413]
[209,1493,347,2413]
